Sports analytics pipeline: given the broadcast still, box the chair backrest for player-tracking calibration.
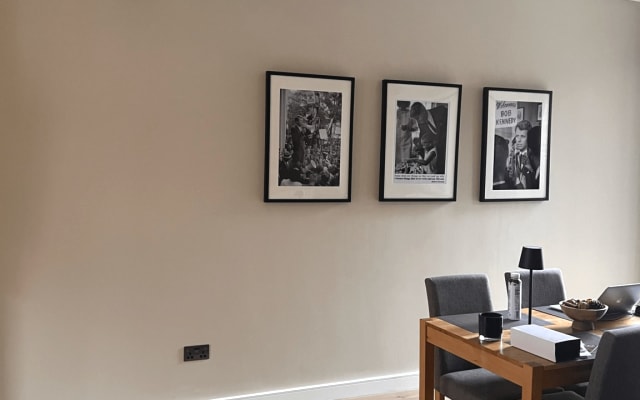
[424,274,494,385]
[503,268,566,308]
[585,325,640,400]
[426,273,494,316]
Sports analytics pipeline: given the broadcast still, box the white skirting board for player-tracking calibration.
[209,371,418,400]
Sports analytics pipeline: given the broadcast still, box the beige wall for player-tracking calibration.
[1,0,639,399]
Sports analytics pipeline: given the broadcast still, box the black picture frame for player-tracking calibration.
[264,71,355,202]
[480,87,552,201]
[379,79,462,201]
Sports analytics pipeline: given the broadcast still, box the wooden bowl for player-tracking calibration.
[560,301,608,331]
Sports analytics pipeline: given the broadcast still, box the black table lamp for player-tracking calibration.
[519,246,544,324]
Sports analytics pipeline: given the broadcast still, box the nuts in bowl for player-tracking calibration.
[562,298,606,310]
[560,298,608,331]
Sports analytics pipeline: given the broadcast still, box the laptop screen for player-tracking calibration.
[597,283,640,314]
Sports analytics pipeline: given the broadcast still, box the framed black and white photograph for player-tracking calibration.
[480,87,552,201]
[264,71,354,202]
[379,80,461,201]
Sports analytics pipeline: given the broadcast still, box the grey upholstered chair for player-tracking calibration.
[504,268,566,308]
[425,274,522,400]
[540,325,640,400]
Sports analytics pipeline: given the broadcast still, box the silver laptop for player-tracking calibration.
[597,283,640,320]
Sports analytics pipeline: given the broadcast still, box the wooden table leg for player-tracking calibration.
[521,364,543,400]
[419,319,435,400]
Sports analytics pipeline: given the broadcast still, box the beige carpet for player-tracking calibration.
[342,390,418,400]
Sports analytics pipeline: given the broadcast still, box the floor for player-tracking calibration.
[343,390,419,400]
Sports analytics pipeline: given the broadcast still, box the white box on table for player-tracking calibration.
[510,324,580,362]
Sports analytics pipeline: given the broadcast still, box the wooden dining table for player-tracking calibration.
[419,308,640,400]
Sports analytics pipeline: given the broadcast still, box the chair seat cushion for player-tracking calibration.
[440,368,522,400]
[562,382,588,397]
[540,391,584,399]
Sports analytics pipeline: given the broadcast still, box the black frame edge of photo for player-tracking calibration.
[379,79,462,202]
[264,70,355,203]
[480,87,552,202]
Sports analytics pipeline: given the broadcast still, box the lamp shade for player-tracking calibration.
[519,246,544,271]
